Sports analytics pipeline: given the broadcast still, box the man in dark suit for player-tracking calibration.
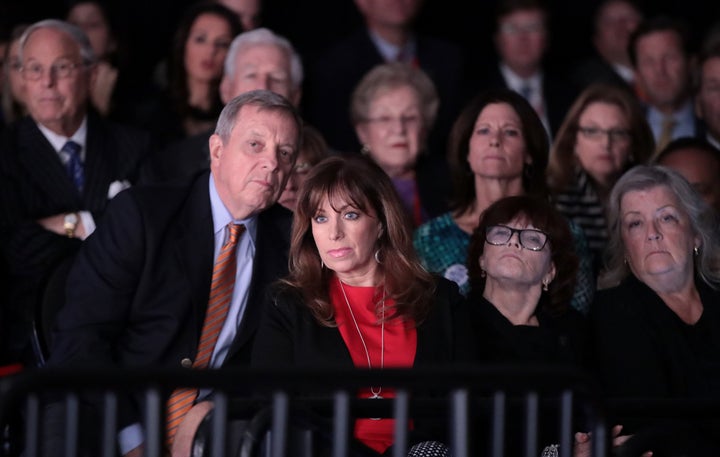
[47,90,301,456]
[474,0,577,139]
[0,19,150,365]
[303,0,467,156]
[570,0,643,92]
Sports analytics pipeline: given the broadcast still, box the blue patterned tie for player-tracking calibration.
[61,140,84,193]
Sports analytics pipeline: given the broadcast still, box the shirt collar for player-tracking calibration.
[367,28,416,63]
[208,173,257,246]
[36,116,88,157]
[499,63,542,92]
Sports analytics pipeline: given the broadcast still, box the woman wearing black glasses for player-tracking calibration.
[547,83,654,274]
[466,195,587,365]
[466,195,593,456]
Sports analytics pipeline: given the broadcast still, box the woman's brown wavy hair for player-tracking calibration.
[280,155,436,326]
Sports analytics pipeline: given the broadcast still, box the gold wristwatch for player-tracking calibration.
[63,212,78,238]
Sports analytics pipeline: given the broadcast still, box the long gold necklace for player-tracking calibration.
[338,279,385,399]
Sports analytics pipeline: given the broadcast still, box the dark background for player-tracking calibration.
[2,0,719,95]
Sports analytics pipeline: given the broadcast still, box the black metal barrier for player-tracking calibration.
[0,365,612,457]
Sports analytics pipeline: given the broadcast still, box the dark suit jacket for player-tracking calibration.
[48,171,292,428]
[252,276,471,369]
[139,128,212,185]
[473,62,579,137]
[303,28,467,156]
[0,113,150,364]
[569,55,633,93]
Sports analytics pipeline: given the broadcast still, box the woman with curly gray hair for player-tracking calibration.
[590,165,720,455]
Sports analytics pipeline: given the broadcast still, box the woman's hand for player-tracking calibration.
[573,425,652,457]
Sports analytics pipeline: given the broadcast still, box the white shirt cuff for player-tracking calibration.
[78,210,95,239]
[118,423,144,455]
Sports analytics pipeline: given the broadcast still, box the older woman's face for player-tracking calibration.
[468,102,529,181]
[479,216,555,290]
[621,186,699,288]
[355,85,424,178]
[184,13,234,84]
[575,101,632,185]
[312,195,383,286]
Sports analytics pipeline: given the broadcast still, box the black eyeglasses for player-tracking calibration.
[577,126,631,143]
[485,225,549,251]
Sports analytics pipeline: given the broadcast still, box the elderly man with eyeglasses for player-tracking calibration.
[0,19,151,366]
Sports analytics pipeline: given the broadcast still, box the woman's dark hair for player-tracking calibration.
[282,155,435,326]
[447,88,550,215]
[467,195,578,313]
[168,2,241,119]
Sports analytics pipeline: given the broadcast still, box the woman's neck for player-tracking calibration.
[384,164,416,181]
[454,177,525,234]
[651,276,703,324]
[483,279,541,326]
[187,77,213,111]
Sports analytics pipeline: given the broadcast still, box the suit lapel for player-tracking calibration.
[228,204,292,359]
[16,117,82,207]
[82,114,114,212]
[173,173,215,338]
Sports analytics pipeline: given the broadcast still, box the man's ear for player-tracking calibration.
[209,134,224,164]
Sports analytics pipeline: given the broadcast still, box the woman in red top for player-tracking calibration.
[252,155,470,455]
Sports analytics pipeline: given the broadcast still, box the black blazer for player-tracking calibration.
[303,28,467,156]
[251,276,471,369]
[473,62,579,137]
[49,172,293,427]
[0,113,150,363]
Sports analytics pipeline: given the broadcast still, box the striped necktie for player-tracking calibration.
[60,140,84,192]
[165,223,245,447]
[656,115,677,154]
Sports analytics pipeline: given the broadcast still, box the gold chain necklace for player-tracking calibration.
[338,279,385,399]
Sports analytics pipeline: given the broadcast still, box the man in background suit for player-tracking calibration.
[570,0,643,92]
[0,19,150,365]
[47,90,301,456]
[141,27,302,184]
[629,16,701,152]
[303,0,466,156]
[474,0,577,140]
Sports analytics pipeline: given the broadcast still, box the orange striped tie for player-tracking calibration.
[165,223,245,447]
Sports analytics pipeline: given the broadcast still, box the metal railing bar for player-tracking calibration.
[332,391,350,457]
[450,388,469,457]
[392,389,409,457]
[212,391,228,457]
[63,393,78,457]
[101,392,117,457]
[143,387,161,457]
[524,392,538,457]
[559,391,573,457]
[491,391,506,457]
[270,391,288,457]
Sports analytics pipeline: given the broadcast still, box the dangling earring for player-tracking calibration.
[361,144,371,155]
[694,246,699,256]
[542,280,549,292]
[480,269,486,278]
[523,162,535,180]
[321,258,325,269]
[374,249,382,264]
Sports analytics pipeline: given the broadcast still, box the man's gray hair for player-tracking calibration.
[214,89,303,145]
[223,27,303,88]
[19,19,96,65]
